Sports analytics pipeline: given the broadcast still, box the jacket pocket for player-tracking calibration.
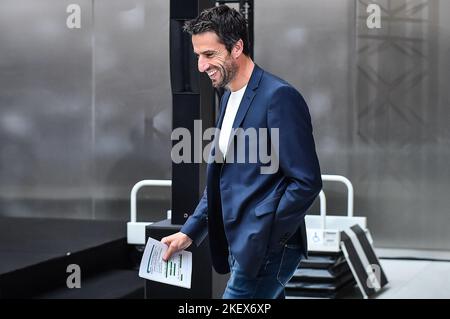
[254,195,281,217]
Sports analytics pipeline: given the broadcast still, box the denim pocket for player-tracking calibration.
[276,245,304,287]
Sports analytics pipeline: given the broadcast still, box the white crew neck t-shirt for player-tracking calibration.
[219,84,248,158]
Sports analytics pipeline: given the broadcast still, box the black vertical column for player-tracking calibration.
[170,0,215,225]
[145,1,222,299]
[216,0,254,59]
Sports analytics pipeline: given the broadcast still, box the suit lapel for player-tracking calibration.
[231,64,263,130]
[209,64,264,163]
[217,91,231,129]
[231,89,256,131]
[207,91,230,168]
[225,64,264,157]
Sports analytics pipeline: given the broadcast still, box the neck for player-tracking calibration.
[228,56,254,92]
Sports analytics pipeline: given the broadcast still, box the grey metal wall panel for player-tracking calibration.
[0,0,93,218]
[92,0,171,220]
[0,0,171,221]
[353,0,450,249]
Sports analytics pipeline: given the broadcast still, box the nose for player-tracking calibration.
[197,56,209,73]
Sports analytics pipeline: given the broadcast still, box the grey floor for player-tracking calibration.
[348,248,450,299]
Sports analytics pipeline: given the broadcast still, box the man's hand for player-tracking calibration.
[161,232,193,261]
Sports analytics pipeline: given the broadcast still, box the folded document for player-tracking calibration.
[139,237,192,289]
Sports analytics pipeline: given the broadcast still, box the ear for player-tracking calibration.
[232,39,244,58]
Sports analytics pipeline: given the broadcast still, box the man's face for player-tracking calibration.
[192,32,238,88]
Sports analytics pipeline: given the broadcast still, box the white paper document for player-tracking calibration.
[139,237,192,289]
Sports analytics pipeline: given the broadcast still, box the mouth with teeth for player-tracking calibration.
[207,68,219,80]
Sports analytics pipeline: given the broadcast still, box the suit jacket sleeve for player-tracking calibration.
[267,85,322,244]
[180,188,208,246]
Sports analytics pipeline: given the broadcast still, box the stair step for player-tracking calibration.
[35,269,144,299]
[0,218,138,298]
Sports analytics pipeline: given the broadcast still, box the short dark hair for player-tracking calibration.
[183,5,250,56]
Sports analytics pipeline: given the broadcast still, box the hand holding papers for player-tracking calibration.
[139,237,192,289]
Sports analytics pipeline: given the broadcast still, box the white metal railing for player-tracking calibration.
[320,174,354,218]
[127,179,171,244]
[318,190,326,229]
[130,180,171,223]
[127,175,354,244]
[306,174,367,253]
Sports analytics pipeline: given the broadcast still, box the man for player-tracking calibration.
[162,5,322,299]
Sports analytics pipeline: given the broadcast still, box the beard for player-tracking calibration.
[211,57,238,89]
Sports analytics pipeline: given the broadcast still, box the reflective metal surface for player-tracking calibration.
[0,0,171,220]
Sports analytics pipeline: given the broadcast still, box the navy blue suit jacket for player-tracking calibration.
[181,64,322,278]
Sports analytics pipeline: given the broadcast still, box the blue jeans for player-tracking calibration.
[222,244,304,299]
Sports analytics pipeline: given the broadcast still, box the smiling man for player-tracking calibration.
[192,25,252,92]
[161,5,322,299]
